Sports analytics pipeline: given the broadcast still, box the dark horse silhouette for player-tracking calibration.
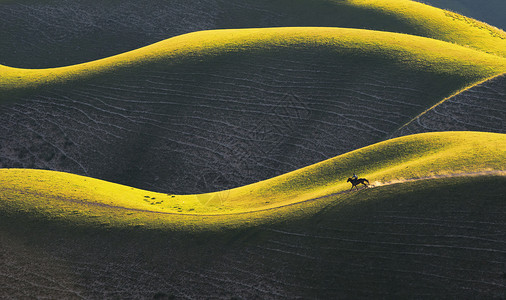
[347,177,370,190]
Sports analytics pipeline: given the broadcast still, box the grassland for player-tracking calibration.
[1,1,505,297]
[2,0,506,69]
[1,131,504,231]
[394,73,506,136]
[2,3,505,195]
[336,0,506,57]
[417,0,506,30]
[2,174,505,298]
[1,4,504,232]
[1,27,506,102]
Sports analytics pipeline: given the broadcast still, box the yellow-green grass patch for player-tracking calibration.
[338,0,506,57]
[1,27,506,104]
[0,131,504,231]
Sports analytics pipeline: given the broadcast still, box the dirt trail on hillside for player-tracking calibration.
[368,170,506,188]
[11,170,504,218]
[258,170,506,216]
[393,74,506,137]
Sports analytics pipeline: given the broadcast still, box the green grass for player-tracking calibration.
[2,1,505,297]
[415,0,506,31]
[221,0,506,57]
[2,174,504,298]
[1,131,504,231]
[1,27,505,105]
[335,0,506,57]
[2,0,505,69]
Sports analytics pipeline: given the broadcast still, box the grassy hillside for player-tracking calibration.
[418,0,506,30]
[2,27,505,95]
[1,131,504,231]
[338,0,506,57]
[394,73,506,136]
[1,0,505,68]
[1,27,505,193]
[2,171,505,298]
[2,1,505,298]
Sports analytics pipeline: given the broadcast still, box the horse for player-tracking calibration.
[347,177,370,190]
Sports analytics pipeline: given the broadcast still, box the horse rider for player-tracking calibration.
[352,173,358,181]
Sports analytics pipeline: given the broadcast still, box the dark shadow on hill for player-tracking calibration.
[393,73,506,137]
[1,176,505,298]
[418,0,506,30]
[0,49,475,193]
[2,0,502,68]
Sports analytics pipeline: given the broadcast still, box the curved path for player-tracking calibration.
[9,170,503,218]
[2,172,505,299]
[394,73,506,136]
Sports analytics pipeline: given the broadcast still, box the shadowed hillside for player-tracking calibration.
[419,0,506,30]
[1,131,504,228]
[1,1,505,298]
[1,0,505,68]
[1,28,504,193]
[1,132,505,297]
[2,176,506,298]
[394,73,506,137]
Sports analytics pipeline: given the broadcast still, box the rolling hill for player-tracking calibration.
[394,73,506,136]
[418,0,506,30]
[1,131,504,229]
[1,0,505,298]
[1,132,505,298]
[1,0,505,68]
[1,28,505,193]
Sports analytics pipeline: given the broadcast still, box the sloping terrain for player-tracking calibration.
[1,132,504,229]
[419,0,506,30]
[1,28,504,193]
[1,132,505,298]
[394,73,506,137]
[2,175,505,298]
[1,0,505,68]
[1,1,506,298]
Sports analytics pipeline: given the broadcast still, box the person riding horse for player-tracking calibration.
[347,174,369,190]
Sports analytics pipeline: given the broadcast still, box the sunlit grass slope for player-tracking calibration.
[417,0,506,31]
[2,175,505,298]
[1,27,506,101]
[1,131,504,231]
[337,0,506,57]
[2,0,506,68]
